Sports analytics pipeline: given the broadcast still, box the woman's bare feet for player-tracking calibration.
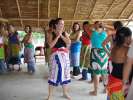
[89,91,97,96]
[63,93,72,100]
[88,80,93,84]
[103,88,107,93]
[46,96,52,100]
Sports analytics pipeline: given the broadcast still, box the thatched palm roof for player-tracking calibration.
[0,0,133,30]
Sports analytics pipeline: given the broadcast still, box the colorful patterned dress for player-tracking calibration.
[80,31,91,79]
[8,32,21,65]
[90,30,108,75]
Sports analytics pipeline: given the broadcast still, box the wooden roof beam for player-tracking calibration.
[118,0,132,19]
[126,11,133,26]
[128,9,133,19]
[57,0,60,18]
[73,0,80,18]
[47,0,50,18]
[0,8,3,17]
[0,18,8,22]
[71,0,80,27]
[8,18,131,21]
[103,0,116,18]
[89,0,97,17]
[16,0,23,28]
[38,0,40,28]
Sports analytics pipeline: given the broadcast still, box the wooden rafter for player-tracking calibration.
[48,0,50,18]
[73,0,80,18]
[71,0,80,27]
[126,11,133,26]
[57,0,60,18]
[128,8,133,19]
[103,0,116,18]
[0,18,8,22]
[118,0,131,19]
[89,0,97,17]
[8,18,131,22]
[0,8,3,17]
[16,0,23,28]
[38,0,40,28]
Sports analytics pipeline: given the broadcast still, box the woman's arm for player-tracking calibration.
[69,33,77,40]
[70,31,82,41]
[22,34,32,44]
[104,24,114,31]
[123,57,133,84]
[102,35,112,57]
[22,34,27,43]
[47,32,61,48]
[60,32,71,45]
[76,31,82,41]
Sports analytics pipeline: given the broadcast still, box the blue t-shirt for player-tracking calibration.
[91,30,107,48]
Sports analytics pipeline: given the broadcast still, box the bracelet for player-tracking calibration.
[123,80,129,85]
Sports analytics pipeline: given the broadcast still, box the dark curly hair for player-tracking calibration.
[24,25,32,33]
[53,18,63,29]
[72,22,80,33]
[115,27,132,47]
[49,19,55,28]
[113,21,123,30]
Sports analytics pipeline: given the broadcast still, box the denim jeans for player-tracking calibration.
[0,60,7,73]
[27,61,35,73]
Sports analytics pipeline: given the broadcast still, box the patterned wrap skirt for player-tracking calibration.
[80,45,91,69]
[8,43,21,65]
[107,75,124,100]
[48,47,71,86]
[70,41,81,67]
[90,48,108,75]
[24,45,35,63]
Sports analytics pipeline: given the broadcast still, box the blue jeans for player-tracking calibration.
[82,69,88,80]
[0,60,7,73]
[27,61,35,73]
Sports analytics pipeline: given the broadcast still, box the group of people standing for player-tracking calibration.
[44,18,133,100]
[0,23,35,74]
[1,18,133,100]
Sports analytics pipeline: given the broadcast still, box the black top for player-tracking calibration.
[111,62,124,80]
[52,32,66,48]
[45,33,49,48]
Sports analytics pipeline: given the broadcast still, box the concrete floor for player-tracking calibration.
[0,61,107,100]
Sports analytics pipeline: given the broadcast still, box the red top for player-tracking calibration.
[81,31,91,45]
[0,44,4,48]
